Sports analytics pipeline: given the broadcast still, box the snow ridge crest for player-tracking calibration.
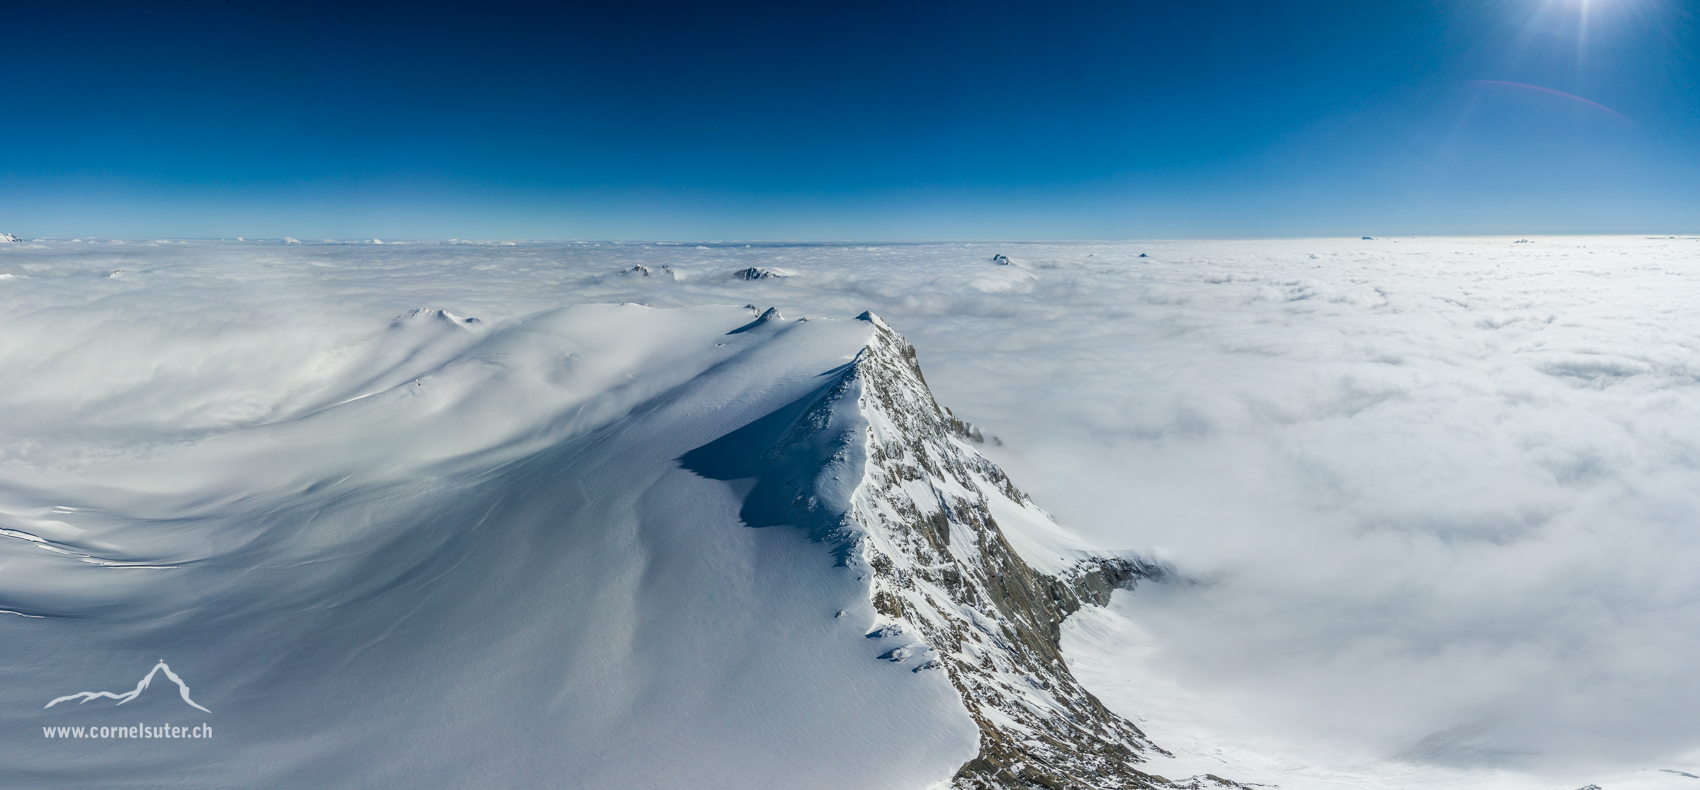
[837,314,1179,789]
[683,311,1194,788]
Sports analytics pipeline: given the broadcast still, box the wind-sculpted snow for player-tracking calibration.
[0,303,989,788]
[0,290,1185,788]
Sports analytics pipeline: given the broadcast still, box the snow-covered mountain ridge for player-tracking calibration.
[691,310,1205,788]
[848,324,1171,788]
[1,301,1195,789]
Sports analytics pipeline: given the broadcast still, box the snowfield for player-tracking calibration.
[3,237,1700,788]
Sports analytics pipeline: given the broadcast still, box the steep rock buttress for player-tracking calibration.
[685,312,1209,790]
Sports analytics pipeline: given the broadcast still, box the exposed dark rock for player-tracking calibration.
[726,306,784,334]
[686,310,1205,789]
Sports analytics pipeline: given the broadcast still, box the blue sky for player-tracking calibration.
[3,0,1696,239]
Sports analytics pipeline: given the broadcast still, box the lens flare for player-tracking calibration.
[1468,80,1630,120]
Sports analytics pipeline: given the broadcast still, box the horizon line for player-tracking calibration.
[7,233,1698,245]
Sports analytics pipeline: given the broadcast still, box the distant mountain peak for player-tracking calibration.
[394,307,479,327]
[0,232,23,243]
[853,310,890,330]
[727,306,785,334]
[733,266,791,280]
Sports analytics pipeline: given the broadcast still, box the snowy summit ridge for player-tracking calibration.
[689,310,1182,789]
[3,297,1197,789]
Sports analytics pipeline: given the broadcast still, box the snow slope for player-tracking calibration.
[1,291,1181,788]
[3,304,987,788]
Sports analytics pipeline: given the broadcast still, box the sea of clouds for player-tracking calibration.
[4,235,1699,781]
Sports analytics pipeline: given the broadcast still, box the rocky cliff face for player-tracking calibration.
[846,313,1171,790]
[686,311,1215,790]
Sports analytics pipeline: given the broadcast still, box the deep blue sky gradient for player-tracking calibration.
[3,0,1696,238]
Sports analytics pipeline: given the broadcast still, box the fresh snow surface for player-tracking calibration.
[5,236,1700,788]
[1,300,976,788]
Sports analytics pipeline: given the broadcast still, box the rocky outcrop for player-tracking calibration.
[847,313,1171,789]
[622,264,674,278]
[685,311,1196,789]
[734,266,790,280]
[0,233,23,243]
